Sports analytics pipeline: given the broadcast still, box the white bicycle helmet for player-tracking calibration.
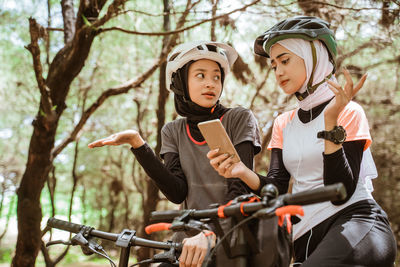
[165,41,238,92]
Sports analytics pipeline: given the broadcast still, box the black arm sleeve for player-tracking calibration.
[323,140,365,205]
[130,143,188,204]
[257,148,291,195]
[225,141,255,202]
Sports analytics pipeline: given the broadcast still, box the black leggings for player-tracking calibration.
[293,199,396,267]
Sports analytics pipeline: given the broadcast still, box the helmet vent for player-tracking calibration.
[305,22,324,29]
[169,53,180,61]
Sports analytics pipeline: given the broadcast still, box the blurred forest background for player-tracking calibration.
[0,0,399,266]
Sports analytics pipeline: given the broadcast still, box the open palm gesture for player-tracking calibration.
[88,130,144,149]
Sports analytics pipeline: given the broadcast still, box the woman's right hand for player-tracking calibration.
[179,231,216,267]
[87,130,145,149]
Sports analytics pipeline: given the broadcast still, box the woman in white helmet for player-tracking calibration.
[89,41,262,266]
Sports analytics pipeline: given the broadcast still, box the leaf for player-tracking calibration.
[82,15,92,26]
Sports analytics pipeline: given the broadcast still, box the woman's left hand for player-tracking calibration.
[207,149,247,179]
[207,149,261,190]
[325,68,367,123]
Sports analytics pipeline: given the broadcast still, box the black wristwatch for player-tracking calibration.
[317,126,347,144]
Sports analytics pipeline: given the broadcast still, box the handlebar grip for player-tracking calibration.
[150,210,184,223]
[145,223,172,234]
[281,183,346,206]
[47,217,83,234]
[275,205,304,217]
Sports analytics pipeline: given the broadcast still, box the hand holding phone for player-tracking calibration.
[198,119,240,163]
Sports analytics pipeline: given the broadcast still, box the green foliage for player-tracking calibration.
[0,247,13,262]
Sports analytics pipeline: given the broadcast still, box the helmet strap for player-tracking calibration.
[295,41,332,101]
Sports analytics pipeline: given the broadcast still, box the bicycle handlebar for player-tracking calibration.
[47,218,182,251]
[276,183,346,206]
[150,183,346,222]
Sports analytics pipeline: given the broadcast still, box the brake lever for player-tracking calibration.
[46,232,98,250]
[153,247,179,265]
[131,247,179,267]
[169,218,212,234]
[252,197,285,218]
[231,193,258,204]
[70,232,104,255]
[46,240,73,247]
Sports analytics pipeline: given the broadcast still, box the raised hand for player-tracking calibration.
[325,68,367,123]
[87,130,145,149]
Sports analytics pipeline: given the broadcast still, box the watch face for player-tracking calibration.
[333,126,347,143]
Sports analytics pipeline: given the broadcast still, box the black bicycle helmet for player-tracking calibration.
[254,16,337,100]
[254,16,337,64]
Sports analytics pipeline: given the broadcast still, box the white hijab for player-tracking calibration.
[276,38,335,111]
[272,38,378,192]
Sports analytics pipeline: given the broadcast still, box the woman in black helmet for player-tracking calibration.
[208,16,396,266]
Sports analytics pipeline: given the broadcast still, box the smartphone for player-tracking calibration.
[197,119,240,163]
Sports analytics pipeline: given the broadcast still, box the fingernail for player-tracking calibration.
[224,153,229,157]
[230,154,235,159]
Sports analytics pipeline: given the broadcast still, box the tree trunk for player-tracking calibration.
[12,1,108,265]
[137,0,171,264]
[13,109,60,266]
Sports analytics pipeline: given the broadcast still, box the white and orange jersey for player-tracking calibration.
[268,101,371,151]
[267,101,373,240]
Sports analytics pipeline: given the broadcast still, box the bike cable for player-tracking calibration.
[202,213,256,267]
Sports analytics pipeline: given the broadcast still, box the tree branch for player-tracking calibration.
[250,69,271,110]
[364,55,400,70]
[210,0,218,41]
[97,0,261,36]
[61,0,76,43]
[46,27,64,32]
[336,40,391,70]
[132,160,145,196]
[25,18,54,116]
[0,194,15,242]
[46,0,51,66]
[301,0,399,11]
[51,54,166,160]
[92,0,130,28]
[51,0,196,162]
[75,0,108,31]
[114,8,213,18]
